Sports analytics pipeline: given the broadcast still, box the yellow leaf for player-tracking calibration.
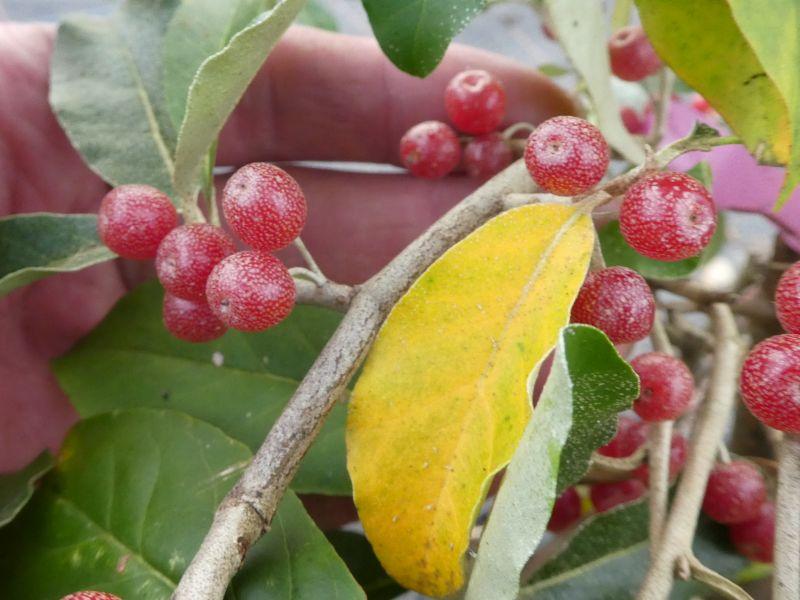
[346,203,594,597]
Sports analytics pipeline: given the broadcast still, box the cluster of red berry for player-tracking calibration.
[61,592,120,600]
[97,163,306,342]
[399,69,513,180]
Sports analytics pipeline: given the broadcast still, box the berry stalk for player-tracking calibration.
[774,433,800,600]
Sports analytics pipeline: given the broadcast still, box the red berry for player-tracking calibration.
[570,267,655,344]
[590,479,646,513]
[463,133,513,179]
[444,69,506,135]
[740,334,800,432]
[206,251,295,332]
[547,487,582,532]
[163,293,226,343]
[630,353,694,421]
[97,184,177,260]
[620,106,649,135]
[703,461,767,524]
[541,22,557,41]
[776,261,800,334]
[634,432,688,484]
[61,593,121,600]
[620,172,717,262]
[729,502,775,563]
[691,94,713,114]
[156,224,236,301]
[222,163,307,252]
[598,414,648,458]
[524,116,610,196]
[399,121,461,179]
[608,25,662,82]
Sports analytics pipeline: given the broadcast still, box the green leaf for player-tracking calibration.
[0,452,53,528]
[362,0,486,77]
[172,0,306,203]
[0,409,363,599]
[0,213,114,298]
[521,500,750,599]
[53,281,350,495]
[545,0,644,163]
[326,532,406,600]
[465,325,638,600]
[50,1,180,195]
[297,0,339,31]
[538,63,571,78]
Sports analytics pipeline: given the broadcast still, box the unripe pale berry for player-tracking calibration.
[547,487,581,532]
[399,121,461,179]
[163,293,226,343]
[776,261,800,334]
[61,593,121,600]
[608,25,662,82]
[634,432,688,484]
[206,251,295,332]
[463,133,513,179]
[156,224,236,301]
[620,172,717,262]
[222,163,307,252]
[598,414,648,458]
[525,116,610,196]
[740,334,800,432]
[729,502,775,563]
[444,69,506,135]
[97,184,177,259]
[630,352,694,421]
[570,266,655,344]
[590,479,646,513]
[702,461,767,524]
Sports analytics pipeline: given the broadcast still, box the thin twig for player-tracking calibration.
[647,69,675,147]
[774,433,800,599]
[293,237,325,279]
[294,278,355,312]
[686,554,754,600]
[718,442,731,464]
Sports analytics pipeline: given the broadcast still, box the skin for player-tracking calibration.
[0,23,574,475]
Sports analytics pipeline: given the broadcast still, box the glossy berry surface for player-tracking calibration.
[156,224,236,301]
[620,172,717,262]
[729,502,775,563]
[444,69,506,135]
[702,461,767,524]
[163,293,226,343]
[97,184,177,260]
[206,251,295,332]
[630,352,694,421]
[463,133,513,179]
[222,162,307,252]
[61,593,122,600]
[547,487,581,532]
[524,116,610,196]
[740,334,800,432]
[399,121,461,179]
[590,479,646,513]
[608,25,662,82]
[634,432,688,484]
[570,266,655,344]
[598,414,648,458]
[776,261,800,333]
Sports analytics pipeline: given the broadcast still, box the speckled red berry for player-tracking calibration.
[598,414,648,458]
[590,479,646,513]
[97,184,177,260]
[703,461,767,524]
[222,163,307,252]
[399,121,461,179]
[571,266,655,344]
[206,251,295,332]
[524,116,609,196]
[630,352,694,421]
[776,262,800,334]
[730,502,775,563]
[608,25,662,82]
[444,69,506,135]
[61,593,121,600]
[163,293,226,343]
[156,224,236,301]
[634,432,688,484]
[547,487,582,532]
[740,334,800,433]
[620,172,717,262]
[463,132,513,179]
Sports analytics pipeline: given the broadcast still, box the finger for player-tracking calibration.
[219,26,574,166]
